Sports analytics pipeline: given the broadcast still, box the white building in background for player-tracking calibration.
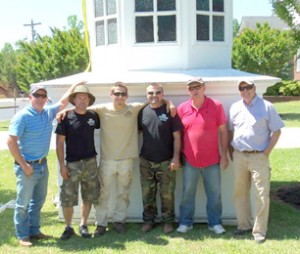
[36,0,279,223]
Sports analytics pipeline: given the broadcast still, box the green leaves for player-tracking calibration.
[232,23,297,80]
[0,15,88,92]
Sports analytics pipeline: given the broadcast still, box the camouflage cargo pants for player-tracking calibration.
[139,156,176,224]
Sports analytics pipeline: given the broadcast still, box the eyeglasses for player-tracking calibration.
[113,92,127,97]
[147,91,162,96]
[239,85,254,92]
[188,85,203,91]
[32,93,47,99]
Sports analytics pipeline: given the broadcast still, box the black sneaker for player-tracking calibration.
[233,228,252,236]
[94,226,106,237]
[79,225,91,238]
[60,226,75,240]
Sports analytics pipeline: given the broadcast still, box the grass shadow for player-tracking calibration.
[279,113,300,122]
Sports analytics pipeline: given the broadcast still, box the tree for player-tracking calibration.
[271,0,300,41]
[232,23,297,80]
[0,43,18,88]
[16,16,88,91]
[233,18,240,38]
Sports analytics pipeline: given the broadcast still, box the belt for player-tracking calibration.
[15,157,46,165]
[79,156,95,163]
[240,150,262,154]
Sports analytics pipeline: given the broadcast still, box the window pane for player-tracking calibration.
[95,0,104,17]
[213,0,224,12]
[196,0,209,11]
[107,0,117,15]
[157,0,176,11]
[213,16,224,41]
[197,15,209,41]
[135,0,153,12]
[136,16,154,42]
[96,21,105,46]
[108,18,118,44]
[158,15,176,41]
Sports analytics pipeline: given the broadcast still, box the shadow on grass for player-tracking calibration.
[279,113,300,122]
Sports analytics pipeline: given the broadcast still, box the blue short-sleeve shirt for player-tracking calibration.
[9,103,60,161]
[228,95,285,151]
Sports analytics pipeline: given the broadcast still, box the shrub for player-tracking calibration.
[264,80,300,96]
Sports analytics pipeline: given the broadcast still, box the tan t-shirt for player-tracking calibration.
[90,102,144,160]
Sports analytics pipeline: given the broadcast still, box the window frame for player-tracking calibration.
[94,0,118,46]
[134,0,178,45]
[195,0,225,43]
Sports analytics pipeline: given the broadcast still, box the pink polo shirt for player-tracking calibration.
[178,97,227,168]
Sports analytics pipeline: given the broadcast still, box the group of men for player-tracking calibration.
[7,78,284,247]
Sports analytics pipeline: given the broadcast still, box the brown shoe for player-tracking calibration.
[113,222,126,234]
[163,223,174,234]
[19,238,33,247]
[141,223,154,233]
[30,232,53,240]
[94,226,106,237]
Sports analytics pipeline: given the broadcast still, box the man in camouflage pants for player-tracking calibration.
[138,83,182,234]
[56,85,100,240]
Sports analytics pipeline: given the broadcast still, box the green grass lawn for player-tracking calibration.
[273,101,300,127]
[0,120,10,131]
[0,149,299,254]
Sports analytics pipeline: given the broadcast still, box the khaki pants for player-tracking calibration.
[95,159,134,226]
[233,151,271,237]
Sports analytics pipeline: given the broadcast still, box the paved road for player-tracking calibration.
[0,127,300,150]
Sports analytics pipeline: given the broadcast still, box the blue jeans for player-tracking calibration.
[179,161,222,227]
[14,160,49,240]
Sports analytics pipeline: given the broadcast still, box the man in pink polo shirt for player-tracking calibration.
[176,77,229,235]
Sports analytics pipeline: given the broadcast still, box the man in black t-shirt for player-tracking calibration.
[55,84,100,240]
[138,82,182,234]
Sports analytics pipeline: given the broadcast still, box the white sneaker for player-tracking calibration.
[208,224,226,234]
[177,224,193,233]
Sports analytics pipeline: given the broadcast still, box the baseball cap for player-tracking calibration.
[186,77,205,86]
[30,84,47,94]
[238,80,255,88]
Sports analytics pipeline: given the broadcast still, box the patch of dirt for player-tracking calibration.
[276,184,300,210]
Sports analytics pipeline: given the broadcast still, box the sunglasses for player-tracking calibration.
[239,85,254,92]
[113,92,127,97]
[188,85,203,91]
[147,91,162,96]
[32,93,47,99]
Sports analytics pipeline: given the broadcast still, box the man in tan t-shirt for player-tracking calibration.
[91,82,144,235]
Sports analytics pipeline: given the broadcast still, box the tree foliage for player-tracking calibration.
[232,23,297,79]
[0,15,88,92]
[232,18,240,38]
[0,43,18,88]
[272,0,300,42]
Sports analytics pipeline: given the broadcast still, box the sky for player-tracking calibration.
[0,0,273,50]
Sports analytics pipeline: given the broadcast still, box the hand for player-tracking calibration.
[75,80,87,87]
[56,110,67,123]
[168,158,182,171]
[163,99,177,117]
[60,165,70,180]
[22,163,33,176]
[220,154,229,170]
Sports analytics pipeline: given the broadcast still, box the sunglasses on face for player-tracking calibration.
[188,85,203,91]
[147,91,162,96]
[32,93,47,99]
[239,85,254,92]
[113,92,127,97]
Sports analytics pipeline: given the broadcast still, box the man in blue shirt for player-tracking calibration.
[7,81,81,247]
[228,80,284,244]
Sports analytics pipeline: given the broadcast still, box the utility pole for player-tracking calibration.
[23,19,41,42]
